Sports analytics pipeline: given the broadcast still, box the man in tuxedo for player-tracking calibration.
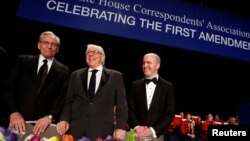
[4,31,70,135]
[127,53,175,141]
[56,44,128,141]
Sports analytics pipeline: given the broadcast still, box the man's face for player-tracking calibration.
[86,47,103,68]
[142,55,159,78]
[38,35,59,58]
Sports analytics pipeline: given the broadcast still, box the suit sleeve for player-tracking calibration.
[49,65,70,122]
[153,83,175,137]
[114,72,128,130]
[4,56,21,115]
[59,72,76,122]
[127,81,139,128]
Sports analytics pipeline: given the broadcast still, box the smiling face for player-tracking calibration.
[142,53,160,79]
[85,44,105,69]
[38,32,60,59]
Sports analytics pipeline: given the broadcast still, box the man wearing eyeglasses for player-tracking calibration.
[3,31,70,135]
[56,44,128,141]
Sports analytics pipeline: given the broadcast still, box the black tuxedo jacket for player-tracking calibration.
[59,67,128,140]
[128,77,175,137]
[4,55,70,122]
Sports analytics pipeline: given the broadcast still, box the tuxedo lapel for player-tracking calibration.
[94,68,109,98]
[148,78,162,111]
[44,60,56,84]
[139,79,148,110]
[27,56,40,95]
[80,68,89,98]
[28,56,39,79]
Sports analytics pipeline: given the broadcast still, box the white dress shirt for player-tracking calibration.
[145,75,159,138]
[145,75,159,110]
[88,65,103,93]
[146,82,156,110]
[37,55,53,74]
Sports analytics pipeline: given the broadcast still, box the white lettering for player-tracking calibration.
[211,129,247,136]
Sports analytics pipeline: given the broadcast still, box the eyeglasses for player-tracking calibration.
[86,50,102,55]
[40,41,58,48]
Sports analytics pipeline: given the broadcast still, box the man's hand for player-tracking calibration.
[33,115,52,135]
[143,128,153,137]
[135,126,153,137]
[113,129,126,140]
[56,121,69,135]
[135,126,147,137]
[9,112,26,134]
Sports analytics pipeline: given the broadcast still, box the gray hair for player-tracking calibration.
[86,44,106,65]
[39,31,60,45]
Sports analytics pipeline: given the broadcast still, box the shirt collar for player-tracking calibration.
[39,55,53,63]
[88,65,103,72]
[145,74,159,80]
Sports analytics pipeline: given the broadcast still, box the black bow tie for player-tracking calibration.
[145,77,158,84]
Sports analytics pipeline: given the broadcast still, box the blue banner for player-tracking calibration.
[16,0,250,62]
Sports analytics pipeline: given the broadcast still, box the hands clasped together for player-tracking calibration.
[134,126,153,137]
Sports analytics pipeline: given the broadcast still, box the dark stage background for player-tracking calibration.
[0,0,250,121]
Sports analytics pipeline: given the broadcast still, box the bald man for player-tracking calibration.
[128,53,175,141]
